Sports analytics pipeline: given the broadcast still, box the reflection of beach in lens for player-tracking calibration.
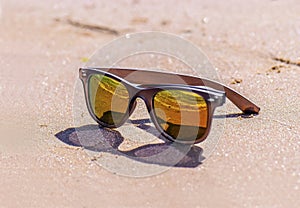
[89,74,129,125]
[153,90,208,141]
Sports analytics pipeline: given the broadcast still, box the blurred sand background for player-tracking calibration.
[0,0,299,207]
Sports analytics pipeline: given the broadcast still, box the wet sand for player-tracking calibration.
[0,0,299,207]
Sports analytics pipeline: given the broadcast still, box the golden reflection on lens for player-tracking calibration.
[89,74,129,125]
[153,90,208,141]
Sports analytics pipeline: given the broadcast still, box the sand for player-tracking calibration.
[0,0,299,207]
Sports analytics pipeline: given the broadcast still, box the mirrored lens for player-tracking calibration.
[153,90,208,142]
[88,74,129,126]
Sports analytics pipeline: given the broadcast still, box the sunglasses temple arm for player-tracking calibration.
[200,78,260,114]
[223,85,260,114]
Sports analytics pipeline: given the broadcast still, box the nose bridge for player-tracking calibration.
[134,89,155,111]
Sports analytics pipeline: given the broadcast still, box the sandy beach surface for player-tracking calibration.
[1,0,299,207]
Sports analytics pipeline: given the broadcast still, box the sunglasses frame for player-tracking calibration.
[79,67,260,144]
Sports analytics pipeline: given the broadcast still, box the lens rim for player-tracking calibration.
[152,89,210,143]
[80,69,134,128]
[88,74,131,127]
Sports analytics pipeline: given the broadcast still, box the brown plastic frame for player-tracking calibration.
[79,67,260,144]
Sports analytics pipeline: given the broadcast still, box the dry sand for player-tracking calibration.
[0,0,299,207]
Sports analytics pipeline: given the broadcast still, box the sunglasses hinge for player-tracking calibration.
[80,69,88,78]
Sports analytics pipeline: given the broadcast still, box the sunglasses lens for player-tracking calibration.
[153,90,208,142]
[88,74,129,126]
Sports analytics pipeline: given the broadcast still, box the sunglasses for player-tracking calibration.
[79,67,260,144]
